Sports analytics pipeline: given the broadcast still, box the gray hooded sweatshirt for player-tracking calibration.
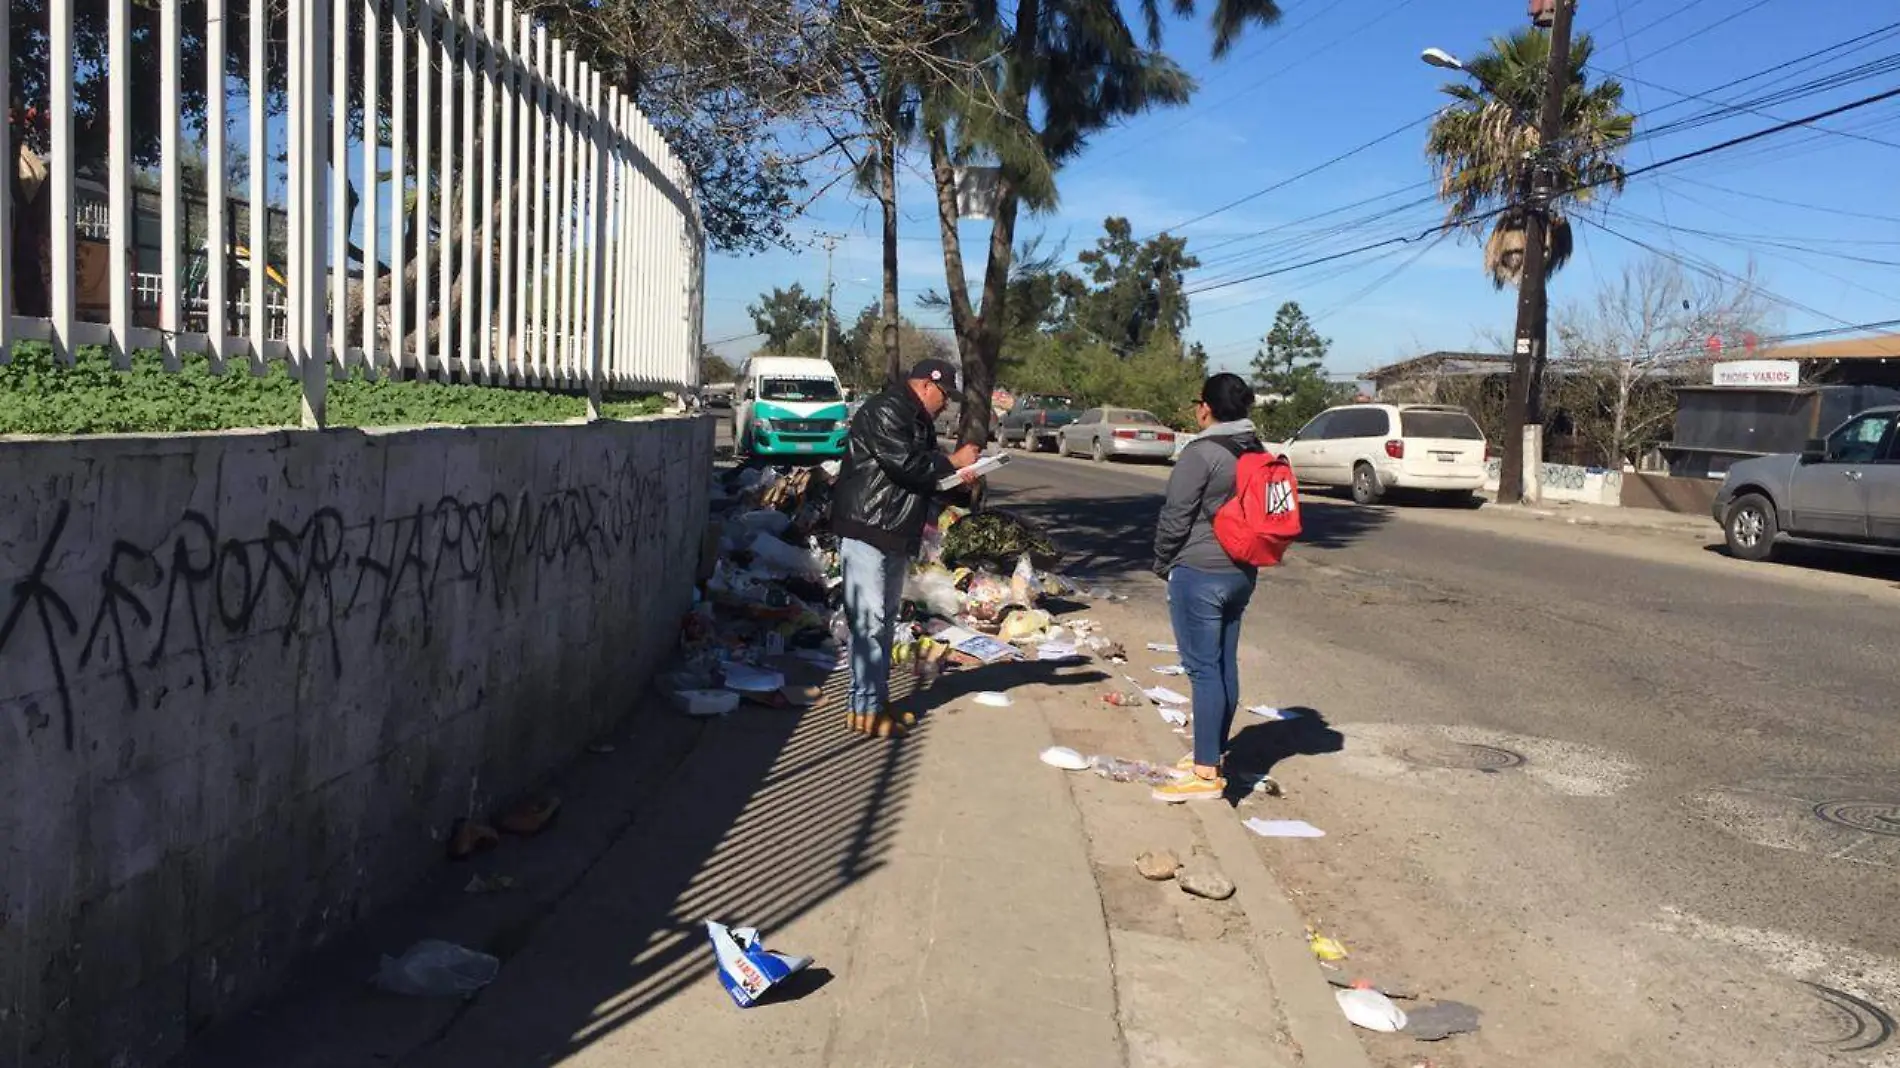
[1153,419,1262,578]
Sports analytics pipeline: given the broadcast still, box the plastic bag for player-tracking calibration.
[373,940,500,998]
[734,509,794,537]
[998,609,1053,644]
[1337,988,1408,1032]
[1008,555,1043,608]
[747,533,825,579]
[905,567,965,619]
[963,572,1012,622]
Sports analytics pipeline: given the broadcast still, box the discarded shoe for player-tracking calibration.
[499,796,561,836]
[448,819,500,859]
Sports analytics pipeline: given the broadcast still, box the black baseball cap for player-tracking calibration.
[907,358,960,397]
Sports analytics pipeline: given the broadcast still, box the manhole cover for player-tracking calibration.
[1804,982,1895,1053]
[1396,741,1526,772]
[1813,800,1900,838]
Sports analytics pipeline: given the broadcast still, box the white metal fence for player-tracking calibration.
[3,0,705,426]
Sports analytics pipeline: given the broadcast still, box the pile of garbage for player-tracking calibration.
[673,462,1122,716]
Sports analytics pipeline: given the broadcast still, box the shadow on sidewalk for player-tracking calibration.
[179,650,1109,1068]
[1226,707,1345,780]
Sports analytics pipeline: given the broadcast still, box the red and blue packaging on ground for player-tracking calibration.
[705,920,814,1008]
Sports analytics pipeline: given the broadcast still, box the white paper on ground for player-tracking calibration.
[1249,706,1299,721]
[1151,665,1187,676]
[955,635,1019,664]
[1244,818,1326,839]
[721,663,786,693]
[933,625,980,646]
[1146,642,1178,653]
[973,691,1013,707]
[1036,642,1084,662]
[1039,746,1090,771]
[1143,686,1189,706]
[1157,706,1188,728]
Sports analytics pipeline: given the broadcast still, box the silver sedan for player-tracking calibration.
[1058,407,1179,463]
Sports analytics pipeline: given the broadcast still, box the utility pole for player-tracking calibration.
[819,234,837,366]
[1497,0,1575,505]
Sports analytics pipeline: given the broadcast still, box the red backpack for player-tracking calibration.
[1209,437,1302,567]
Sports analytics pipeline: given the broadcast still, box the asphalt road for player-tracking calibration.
[988,452,1900,1068]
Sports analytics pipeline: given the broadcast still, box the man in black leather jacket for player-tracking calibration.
[830,359,980,737]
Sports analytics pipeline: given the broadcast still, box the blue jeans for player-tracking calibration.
[840,537,908,715]
[1168,566,1257,769]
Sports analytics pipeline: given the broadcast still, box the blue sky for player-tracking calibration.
[702,0,1900,378]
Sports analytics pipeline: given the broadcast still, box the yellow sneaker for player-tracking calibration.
[1152,775,1225,804]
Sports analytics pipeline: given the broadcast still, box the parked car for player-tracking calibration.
[1714,405,1900,562]
[999,394,1080,452]
[1280,403,1488,504]
[1058,407,1177,462]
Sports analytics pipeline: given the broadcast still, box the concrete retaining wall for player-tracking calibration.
[1485,459,1625,507]
[0,417,712,1067]
[1622,471,1722,516]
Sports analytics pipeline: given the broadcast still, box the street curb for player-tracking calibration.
[1130,687,1373,1068]
[1474,500,1715,538]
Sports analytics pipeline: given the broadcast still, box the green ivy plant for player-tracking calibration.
[0,343,665,434]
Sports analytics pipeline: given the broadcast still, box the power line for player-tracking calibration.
[1176,30,1900,286]
[1578,215,1865,329]
[1606,0,1783,73]
[1619,84,1900,182]
[1184,83,1900,300]
[1611,65,1900,152]
[1147,110,1437,238]
[1664,174,1900,225]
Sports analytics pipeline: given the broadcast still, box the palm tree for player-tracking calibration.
[925,0,1283,443]
[1426,28,1634,289]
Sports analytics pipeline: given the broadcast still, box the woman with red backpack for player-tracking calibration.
[1150,373,1300,803]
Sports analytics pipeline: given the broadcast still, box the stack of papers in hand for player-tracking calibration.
[936,453,1011,491]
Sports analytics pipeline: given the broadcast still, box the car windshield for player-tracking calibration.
[1400,410,1484,440]
[760,378,841,403]
[1114,410,1161,425]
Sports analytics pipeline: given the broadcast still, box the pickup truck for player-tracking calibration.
[998,394,1079,452]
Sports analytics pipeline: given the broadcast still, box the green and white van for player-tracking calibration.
[733,356,850,459]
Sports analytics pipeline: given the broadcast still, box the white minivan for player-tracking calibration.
[1281,403,1489,504]
[732,356,850,459]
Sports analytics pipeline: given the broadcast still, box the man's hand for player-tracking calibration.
[949,444,982,470]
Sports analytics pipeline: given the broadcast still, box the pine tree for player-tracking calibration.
[1251,302,1329,398]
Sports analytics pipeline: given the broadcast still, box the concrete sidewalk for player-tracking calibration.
[179,630,1353,1066]
[1474,495,1718,538]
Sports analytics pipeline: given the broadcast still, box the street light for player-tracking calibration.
[1418,2,1579,507]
